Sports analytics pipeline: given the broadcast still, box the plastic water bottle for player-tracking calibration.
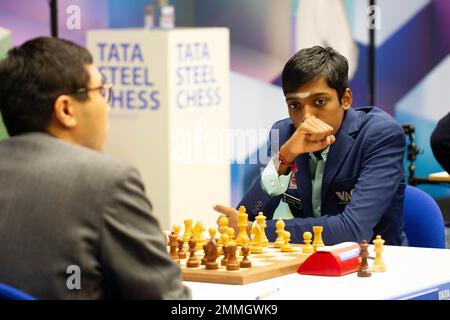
[144,4,155,29]
[160,2,175,29]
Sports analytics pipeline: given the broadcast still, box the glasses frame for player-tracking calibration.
[69,83,113,103]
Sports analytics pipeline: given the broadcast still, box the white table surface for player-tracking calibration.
[184,245,450,300]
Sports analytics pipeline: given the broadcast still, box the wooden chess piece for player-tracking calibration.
[372,235,386,272]
[220,233,230,266]
[274,219,285,248]
[357,240,372,277]
[194,221,206,250]
[201,242,209,265]
[250,223,263,254]
[236,206,250,246]
[256,212,269,247]
[206,238,219,270]
[209,227,217,241]
[240,245,252,268]
[177,238,186,259]
[218,215,229,245]
[226,244,240,271]
[302,232,314,253]
[172,224,181,238]
[312,226,324,250]
[281,231,293,252]
[169,231,180,262]
[186,236,200,268]
[226,227,235,242]
[183,219,193,243]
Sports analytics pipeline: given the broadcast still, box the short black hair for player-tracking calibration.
[281,46,349,101]
[0,37,93,136]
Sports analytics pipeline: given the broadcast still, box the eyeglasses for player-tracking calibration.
[69,83,113,103]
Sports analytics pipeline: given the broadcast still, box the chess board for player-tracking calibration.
[176,244,312,285]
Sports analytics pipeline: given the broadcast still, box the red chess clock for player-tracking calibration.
[297,242,361,276]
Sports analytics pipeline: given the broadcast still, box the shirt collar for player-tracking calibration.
[309,146,330,162]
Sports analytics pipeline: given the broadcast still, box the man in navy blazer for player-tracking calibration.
[215,46,407,246]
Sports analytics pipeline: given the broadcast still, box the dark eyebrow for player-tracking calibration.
[285,92,331,102]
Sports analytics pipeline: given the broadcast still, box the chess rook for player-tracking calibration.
[312,226,324,250]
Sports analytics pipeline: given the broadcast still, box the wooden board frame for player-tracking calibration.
[178,244,312,285]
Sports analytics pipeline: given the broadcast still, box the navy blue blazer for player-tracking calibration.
[238,107,408,246]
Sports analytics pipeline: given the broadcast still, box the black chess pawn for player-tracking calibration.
[186,236,200,268]
[240,245,252,268]
[177,238,186,259]
[357,240,372,277]
[226,245,240,271]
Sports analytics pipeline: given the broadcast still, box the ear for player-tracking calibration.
[53,95,77,128]
[341,88,352,111]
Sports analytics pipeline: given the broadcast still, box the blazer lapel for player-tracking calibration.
[321,109,358,205]
[295,153,312,217]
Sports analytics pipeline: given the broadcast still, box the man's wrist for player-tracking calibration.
[279,144,297,164]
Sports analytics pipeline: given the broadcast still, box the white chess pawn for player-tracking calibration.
[281,231,293,252]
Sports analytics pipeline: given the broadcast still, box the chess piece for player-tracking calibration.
[250,223,263,254]
[240,245,252,268]
[236,206,250,246]
[302,232,314,253]
[226,227,235,243]
[274,219,285,248]
[218,215,229,245]
[372,235,386,272]
[193,221,206,250]
[206,238,219,270]
[256,212,269,247]
[226,244,240,271]
[312,226,324,250]
[209,227,217,241]
[169,231,180,262]
[357,240,372,277]
[220,233,230,266]
[186,236,200,268]
[177,238,186,259]
[201,242,209,265]
[172,224,181,237]
[183,219,193,243]
[280,231,293,252]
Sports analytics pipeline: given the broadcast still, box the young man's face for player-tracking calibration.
[285,77,352,134]
[71,64,110,151]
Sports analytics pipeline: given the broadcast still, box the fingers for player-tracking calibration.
[299,117,334,142]
[213,204,231,216]
[308,134,336,151]
[214,204,239,231]
[327,135,336,145]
